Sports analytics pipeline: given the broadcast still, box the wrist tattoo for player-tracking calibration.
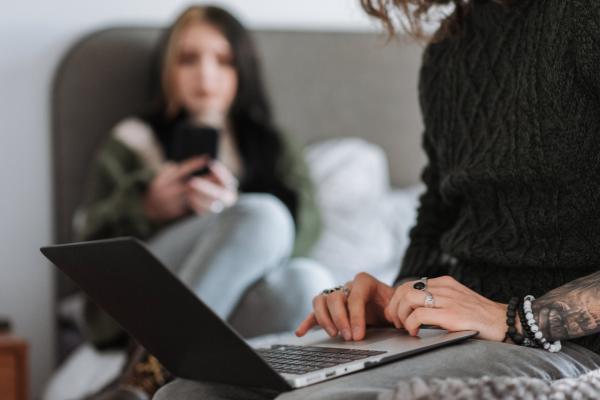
[531,271,600,342]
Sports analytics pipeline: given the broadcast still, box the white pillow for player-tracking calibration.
[305,138,423,285]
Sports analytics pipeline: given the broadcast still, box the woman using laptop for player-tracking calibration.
[80,6,330,349]
[156,0,600,398]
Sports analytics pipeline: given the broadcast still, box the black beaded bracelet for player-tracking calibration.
[504,297,525,345]
[518,302,533,337]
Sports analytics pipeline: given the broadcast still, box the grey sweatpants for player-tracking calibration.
[148,193,336,338]
[154,339,600,400]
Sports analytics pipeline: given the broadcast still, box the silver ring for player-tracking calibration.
[413,277,428,291]
[320,285,350,297]
[210,200,224,213]
[424,292,435,308]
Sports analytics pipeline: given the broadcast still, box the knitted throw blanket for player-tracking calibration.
[379,369,600,400]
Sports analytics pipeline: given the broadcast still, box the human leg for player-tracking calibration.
[147,212,217,273]
[228,258,337,338]
[149,193,294,319]
[154,340,600,400]
[153,380,278,400]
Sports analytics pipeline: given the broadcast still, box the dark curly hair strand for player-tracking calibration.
[360,0,520,42]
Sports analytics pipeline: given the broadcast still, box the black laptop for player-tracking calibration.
[41,237,477,391]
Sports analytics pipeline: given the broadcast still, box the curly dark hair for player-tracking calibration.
[360,0,520,41]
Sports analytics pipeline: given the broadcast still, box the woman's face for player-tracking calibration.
[173,22,238,119]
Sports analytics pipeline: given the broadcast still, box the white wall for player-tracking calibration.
[0,0,377,397]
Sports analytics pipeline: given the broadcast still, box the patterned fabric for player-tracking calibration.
[380,368,600,400]
[396,0,600,352]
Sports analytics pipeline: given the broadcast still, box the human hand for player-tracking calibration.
[143,157,208,222]
[187,160,238,214]
[295,273,395,341]
[387,276,508,341]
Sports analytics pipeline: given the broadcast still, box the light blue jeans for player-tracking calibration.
[147,193,335,338]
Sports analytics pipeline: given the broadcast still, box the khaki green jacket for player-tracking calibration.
[80,118,322,258]
[79,118,322,346]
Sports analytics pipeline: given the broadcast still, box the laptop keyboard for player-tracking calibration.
[256,345,387,375]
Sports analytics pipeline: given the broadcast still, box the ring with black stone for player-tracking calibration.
[413,277,428,291]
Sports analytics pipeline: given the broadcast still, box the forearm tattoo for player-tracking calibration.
[531,271,600,342]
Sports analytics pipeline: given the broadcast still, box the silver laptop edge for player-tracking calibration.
[253,327,477,388]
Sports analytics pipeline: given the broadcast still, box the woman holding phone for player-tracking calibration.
[80,6,332,349]
[156,0,600,399]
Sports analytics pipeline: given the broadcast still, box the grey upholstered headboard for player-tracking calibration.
[52,28,426,294]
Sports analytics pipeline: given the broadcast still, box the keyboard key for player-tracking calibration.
[306,361,333,368]
[290,361,309,366]
[262,344,387,375]
[302,347,348,353]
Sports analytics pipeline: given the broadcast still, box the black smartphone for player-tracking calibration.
[171,125,220,176]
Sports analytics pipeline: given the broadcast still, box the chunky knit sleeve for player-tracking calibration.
[574,2,600,95]
[391,40,465,285]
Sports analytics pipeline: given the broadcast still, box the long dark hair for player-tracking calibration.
[144,6,299,223]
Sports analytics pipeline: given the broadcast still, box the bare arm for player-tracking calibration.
[531,271,600,342]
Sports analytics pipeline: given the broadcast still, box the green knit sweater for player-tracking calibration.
[397,0,600,353]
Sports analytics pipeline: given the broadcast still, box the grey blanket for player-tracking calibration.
[380,368,600,400]
[156,340,600,400]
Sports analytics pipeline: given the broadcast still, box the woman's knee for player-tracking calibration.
[263,259,336,320]
[228,259,336,337]
[225,193,295,250]
[234,194,293,227]
[155,379,277,400]
[272,258,337,294]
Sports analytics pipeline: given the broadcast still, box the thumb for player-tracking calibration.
[384,307,393,323]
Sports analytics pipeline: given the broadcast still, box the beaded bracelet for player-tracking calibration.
[517,301,539,348]
[504,297,525,345]
[523,295,562,353]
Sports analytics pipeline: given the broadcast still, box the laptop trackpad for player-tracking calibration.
[310,328,407,347]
